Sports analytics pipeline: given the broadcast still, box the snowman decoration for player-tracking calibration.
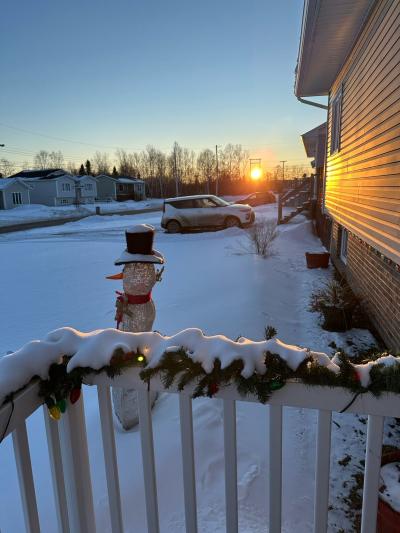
[108,224,164,430]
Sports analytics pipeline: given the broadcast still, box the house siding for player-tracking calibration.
[29,180,60,206]
[0,183,30,209]
[325,0,400,265]
[95,177,117,201]
[331,221,400,350]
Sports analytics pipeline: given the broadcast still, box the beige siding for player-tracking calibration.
[325,0,400,264]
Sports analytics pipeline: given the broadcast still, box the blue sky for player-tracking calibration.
[0,0,326,169]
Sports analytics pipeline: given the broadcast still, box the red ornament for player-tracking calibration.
[209,383,219,396]
[69,388,81,404]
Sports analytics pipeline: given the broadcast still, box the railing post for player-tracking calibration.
[268,404,282,533]
[313,410,332,533]
[59,393,96,533]
[44,408,70,533]
[360,415,384,533]
[12,422,41,533]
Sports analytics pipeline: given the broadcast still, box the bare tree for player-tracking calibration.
[93,151,110,175]
[0,159,16,177]
[155,150,167,197]
[197,149,215,193]
[49,150,64,167]
[169,142,183,196]
[116,149,137,176]
[66,161,79,175]
[34,150,51,169]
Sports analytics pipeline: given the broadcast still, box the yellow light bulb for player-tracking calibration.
[137,355,145,362]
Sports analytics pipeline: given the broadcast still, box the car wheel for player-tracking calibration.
[166,220,181,233]
[225,216,241,228]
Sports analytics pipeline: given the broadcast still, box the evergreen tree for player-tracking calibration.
[85,159,92,175]
[112,165,118,177]
[79,164,85,175]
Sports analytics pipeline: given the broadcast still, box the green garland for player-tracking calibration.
[38,344,400,421]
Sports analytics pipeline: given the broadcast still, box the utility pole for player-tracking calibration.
[280,160,287,181]
[215,145,219,196]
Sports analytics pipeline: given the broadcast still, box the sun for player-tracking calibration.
[250,167,262,180]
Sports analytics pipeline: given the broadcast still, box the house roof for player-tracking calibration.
[118,177,144,184]
[295,0,376,96]
[301,123,326,157]
[11,168,65,179]
[72,175,96,183]
[0,178,32,190]
[95,174,117,182]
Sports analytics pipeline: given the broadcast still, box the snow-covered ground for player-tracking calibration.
[0,205,396,532]
[0,199,163,227]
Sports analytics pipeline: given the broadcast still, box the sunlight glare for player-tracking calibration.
[250,167,262,180]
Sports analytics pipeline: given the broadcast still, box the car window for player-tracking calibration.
[194,198,217,208]
[168,199,196,209]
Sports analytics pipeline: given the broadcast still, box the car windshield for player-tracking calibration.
[209,196,229,207]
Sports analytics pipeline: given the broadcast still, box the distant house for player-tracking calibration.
[95,174,117,202]
[296,0,400,350]
[72,175,97,204]
[116,177,146,201]
[0,178,32,209]
[10,169,98,206]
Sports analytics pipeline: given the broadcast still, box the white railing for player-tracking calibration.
[1,372,399,533]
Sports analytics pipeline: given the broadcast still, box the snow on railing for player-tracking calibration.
[1,327,400,533]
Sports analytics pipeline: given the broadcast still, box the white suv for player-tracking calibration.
[161,194,255,233]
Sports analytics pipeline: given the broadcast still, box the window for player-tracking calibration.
[60,199,70,205]
[340,227,348,264]
[12,192,22,205]
[61,182,71,192]
[330,87,342,154]
[169,199,196,209]
[194,198,217,208]
[85,183,93,191]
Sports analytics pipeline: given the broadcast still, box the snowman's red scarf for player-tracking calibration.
[115,290,152,329]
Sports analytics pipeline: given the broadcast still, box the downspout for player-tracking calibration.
[297,96,328,110]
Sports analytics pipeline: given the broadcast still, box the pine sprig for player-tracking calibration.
[38,342,400,418]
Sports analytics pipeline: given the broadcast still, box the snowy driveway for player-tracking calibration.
[0,206,359,532]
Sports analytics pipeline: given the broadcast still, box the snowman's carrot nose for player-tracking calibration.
[106,272,124,280]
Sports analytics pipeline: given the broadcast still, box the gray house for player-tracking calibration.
[0,178,32,209]
[95,174,117,202]
[72,175,97,204]
[116,177,146,201]
[10,169,98,206]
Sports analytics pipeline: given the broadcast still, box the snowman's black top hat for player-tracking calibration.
[114,224,164,265]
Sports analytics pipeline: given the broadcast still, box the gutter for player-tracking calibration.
[297,96,328,111]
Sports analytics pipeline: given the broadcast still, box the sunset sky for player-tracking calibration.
[1,0,327,171]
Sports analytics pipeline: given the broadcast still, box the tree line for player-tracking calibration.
[0,143,311,197]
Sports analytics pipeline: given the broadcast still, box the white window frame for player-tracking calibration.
[330,87,343,154]
[340,227,349,264]
[12,192,23,205]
